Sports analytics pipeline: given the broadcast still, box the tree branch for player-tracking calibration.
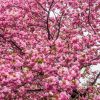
[56,13,64,40]
[9,39,25,55]
[27,88,44,93]
[0,33,24,55]
[88,0,97,34]
[91,72,100,85]
[46,0,54,40]
[35,0,54,40]
[35,0,48,12]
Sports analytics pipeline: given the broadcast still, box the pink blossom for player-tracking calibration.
[94,95,100,100]
[59,92,70,100]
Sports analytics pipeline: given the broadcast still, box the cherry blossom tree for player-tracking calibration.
[0,0,100,99]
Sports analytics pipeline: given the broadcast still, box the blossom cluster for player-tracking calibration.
[0,0,100,99]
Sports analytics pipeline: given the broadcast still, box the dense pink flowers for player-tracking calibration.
[0,0,100,99]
